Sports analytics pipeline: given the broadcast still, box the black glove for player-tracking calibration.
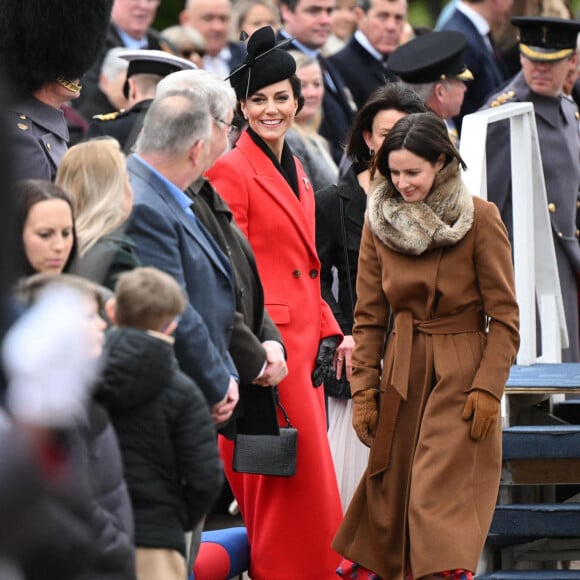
[311,336,340,388]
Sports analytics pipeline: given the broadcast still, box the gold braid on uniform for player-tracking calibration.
[56,78,82,93]
[490,90,516,108]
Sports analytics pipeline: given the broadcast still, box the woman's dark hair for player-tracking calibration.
[346,82,428,167]
[373,111,467,191]
[13,179,78,277]
[288,73,305,115]
[235,73,305,118]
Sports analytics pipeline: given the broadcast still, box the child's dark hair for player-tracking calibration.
[114,267,186,331]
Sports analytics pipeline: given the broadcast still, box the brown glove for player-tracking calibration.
[352,389,379,448]
[462,389,500,441]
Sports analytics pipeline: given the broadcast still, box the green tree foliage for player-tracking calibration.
[153,0,580,36]
[154,0,184,31]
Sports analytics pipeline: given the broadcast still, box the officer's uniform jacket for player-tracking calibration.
[9,95,69,181]
[84,99,152,153]
[482,70,580,360]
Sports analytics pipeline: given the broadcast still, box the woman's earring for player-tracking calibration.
[369,147,375,156]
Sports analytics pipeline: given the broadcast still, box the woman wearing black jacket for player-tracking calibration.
[315,83,427,511]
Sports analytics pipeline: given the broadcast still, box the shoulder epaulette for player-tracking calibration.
[92,111,121,121]
[490,90,516,108]
[13,113,31,132]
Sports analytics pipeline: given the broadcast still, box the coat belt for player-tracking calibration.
[390,310,485,401]
[367,309,485,477]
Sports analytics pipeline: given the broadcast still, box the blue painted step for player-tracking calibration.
[503,425,580,460]
[489,504,580,541]
[506,364,580,391]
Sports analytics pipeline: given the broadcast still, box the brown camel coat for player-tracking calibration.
[333,162,519,579]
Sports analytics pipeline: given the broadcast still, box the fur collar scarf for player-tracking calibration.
[367,159,474,256]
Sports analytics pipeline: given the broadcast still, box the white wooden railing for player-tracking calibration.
[459,103,567,366]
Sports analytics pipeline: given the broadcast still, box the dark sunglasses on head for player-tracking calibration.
[181,47,206,59]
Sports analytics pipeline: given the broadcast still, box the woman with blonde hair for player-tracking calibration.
[231,0,279,40]
[56,137,139,289]
[285,50,339,192]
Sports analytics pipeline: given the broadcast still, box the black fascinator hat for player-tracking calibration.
[227,26,297,100]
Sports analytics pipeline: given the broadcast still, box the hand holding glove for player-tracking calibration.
[352,389,379,448]
[311,336,339,388]
[462,389,500,441]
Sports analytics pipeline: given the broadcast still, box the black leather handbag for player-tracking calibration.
[232,392,297,477]
[323,368,352,399]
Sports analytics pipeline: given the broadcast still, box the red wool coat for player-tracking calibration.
[206,131,343,580]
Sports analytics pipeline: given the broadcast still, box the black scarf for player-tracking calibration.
[247,127,300,198]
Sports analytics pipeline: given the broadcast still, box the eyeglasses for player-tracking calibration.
[181,47,206,59]
[214,117,235,135]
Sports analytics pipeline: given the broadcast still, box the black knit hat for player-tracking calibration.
[227,26,296,100]
[0,0,114,94]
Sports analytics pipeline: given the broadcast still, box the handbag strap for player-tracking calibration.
[338,190,355,314]
[273,386,292,428]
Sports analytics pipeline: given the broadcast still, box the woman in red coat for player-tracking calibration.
[206,26,344,580]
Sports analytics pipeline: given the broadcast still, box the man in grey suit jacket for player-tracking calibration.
[156,69,288,437]
[126,90,239,422]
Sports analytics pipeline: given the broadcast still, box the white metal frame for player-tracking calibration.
[462,104,570,576]
[459,103,567,366]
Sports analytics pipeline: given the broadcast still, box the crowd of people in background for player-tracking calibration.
[2,0,580,577]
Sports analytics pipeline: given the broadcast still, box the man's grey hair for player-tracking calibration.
[135,90,211,156]
[399,80,436,104]
[157,69,236,123]
[100,47,129,82]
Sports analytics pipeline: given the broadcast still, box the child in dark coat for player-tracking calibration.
[98,267,223,580]
[12,272,136,580]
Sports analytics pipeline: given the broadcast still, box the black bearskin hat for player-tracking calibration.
[0,0,114,94]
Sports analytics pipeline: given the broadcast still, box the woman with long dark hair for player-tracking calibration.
[316,83,427,511]
[14,179,78,280]
[333,112,519,580]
